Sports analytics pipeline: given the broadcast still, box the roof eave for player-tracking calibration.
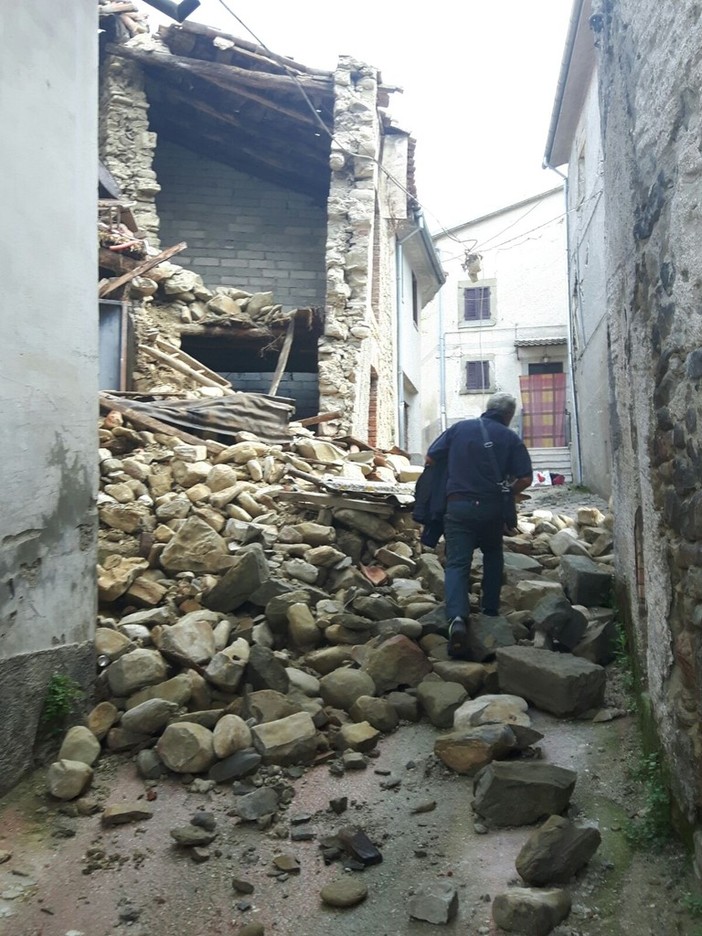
[543,0,596,170]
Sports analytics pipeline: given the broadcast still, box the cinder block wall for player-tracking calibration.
[154,141,327,311]
[223,371,318,420]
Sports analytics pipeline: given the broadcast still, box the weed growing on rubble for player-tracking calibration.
[624,752,671,850]
[39,674,84,736]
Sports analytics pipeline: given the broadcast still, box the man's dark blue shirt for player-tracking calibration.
[427,410,532,498]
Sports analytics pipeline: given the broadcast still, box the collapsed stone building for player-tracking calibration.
[97,9,445,452]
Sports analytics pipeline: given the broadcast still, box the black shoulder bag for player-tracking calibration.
[478,418,517,529]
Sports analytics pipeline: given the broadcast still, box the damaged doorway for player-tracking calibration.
[181,319,322,421]
[519,368,567,447]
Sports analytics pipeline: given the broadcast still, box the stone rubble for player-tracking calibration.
[46,413,619,931]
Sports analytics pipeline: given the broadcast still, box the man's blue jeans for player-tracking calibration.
[444,498,504,620]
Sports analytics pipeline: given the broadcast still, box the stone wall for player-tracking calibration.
[318,57,382,440]
[99,52,161,245]
[596,0,702,827]
[154,141,327,311]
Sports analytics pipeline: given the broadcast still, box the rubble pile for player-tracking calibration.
[74,414,617,789]
[126,261,306,396]
[47,413,617,930]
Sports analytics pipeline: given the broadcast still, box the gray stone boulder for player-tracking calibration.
[319,668,376,711]
[572,618,618,665]
[435,724,516,775]
[408,880,458,924]
[492,887,571,935]
[453,694,531,730]
[203,543,270,612]
[213,714,252,759]
[466,613,515,661]
[548,528,591,558]
[156,722,215,774]
[338,721,380,753]
[154,612,217,664]
[361,634,432,692]
[349,695,399,733]
[416,679,467,728]
[233,787,279,821]
[352,595,400,621]
[287,602,321,650]
[513,580,566,611]
[516,815,602,885]
[246,644,290,693]
[305,645,355,675]
[473,762,577,827]
[334,509,396,541]
[208,749,262,783]
[160,517,233,574]
[496,646,606,717]
[47,759,93,801]
[126,673,192,709]
[204,651,245,692]
[532,594,588,651]
[251,711,317,765]
[559,554,612,607]
[431,660,486,694]
[416,553,445,600]
[107,648,169,697]
[120,698,179,736]
[58,726,101,767]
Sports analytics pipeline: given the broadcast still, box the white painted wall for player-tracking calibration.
[565,73,611,496]
[0,1,97,792]
[422,188,571,450]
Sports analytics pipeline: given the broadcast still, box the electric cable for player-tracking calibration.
[212,0,472,247]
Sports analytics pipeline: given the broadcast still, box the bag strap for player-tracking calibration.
[478,418,509,491]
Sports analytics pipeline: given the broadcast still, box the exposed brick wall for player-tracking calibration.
[154,141,327,311]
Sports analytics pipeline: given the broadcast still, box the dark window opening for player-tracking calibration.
[411,273,419,326]
[466,360,490,391]
[463,286,491,321]
[528,361,564,375]
[181,326,321,420]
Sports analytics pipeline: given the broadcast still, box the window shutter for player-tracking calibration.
[463,286,491,321]
[466,360,490,390]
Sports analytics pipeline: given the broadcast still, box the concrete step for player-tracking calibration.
[528,447,573,482]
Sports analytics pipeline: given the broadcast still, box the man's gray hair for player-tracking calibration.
[486,391,517,417]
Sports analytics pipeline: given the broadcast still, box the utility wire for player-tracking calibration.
[213,0,470,246]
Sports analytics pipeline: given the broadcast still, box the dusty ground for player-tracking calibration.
[1,485,701,936]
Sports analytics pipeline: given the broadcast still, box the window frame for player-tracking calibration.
[458,279,497,327]
[462,357,494,394]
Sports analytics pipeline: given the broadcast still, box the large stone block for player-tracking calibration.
[251,711,318,765]
[559,554,612,607]
[473,762,577,827]
[204,543,270,612]
[516,815,602,885]
[496,646,606,717]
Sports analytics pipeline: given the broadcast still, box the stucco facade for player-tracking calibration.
[544,0,611,497]
[0,2,98,793]
[422,188,572,464]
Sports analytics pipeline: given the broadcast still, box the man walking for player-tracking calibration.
[425,392,532,659]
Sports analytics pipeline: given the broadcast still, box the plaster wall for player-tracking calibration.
[423,189,571,447]
[154,142,327,311]
[565,73,611,496]
[0,1,98,793]
[597,0,702,824]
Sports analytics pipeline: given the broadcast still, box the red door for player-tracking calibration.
[519,373,566,447]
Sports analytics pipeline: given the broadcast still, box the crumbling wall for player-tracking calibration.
[597,0,702,826]
[154,141,327,311]
[99,52,161,245]
[319,57,383,441]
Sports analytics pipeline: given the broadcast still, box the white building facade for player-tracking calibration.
[544,0,611,497]
[422,187,574,480]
